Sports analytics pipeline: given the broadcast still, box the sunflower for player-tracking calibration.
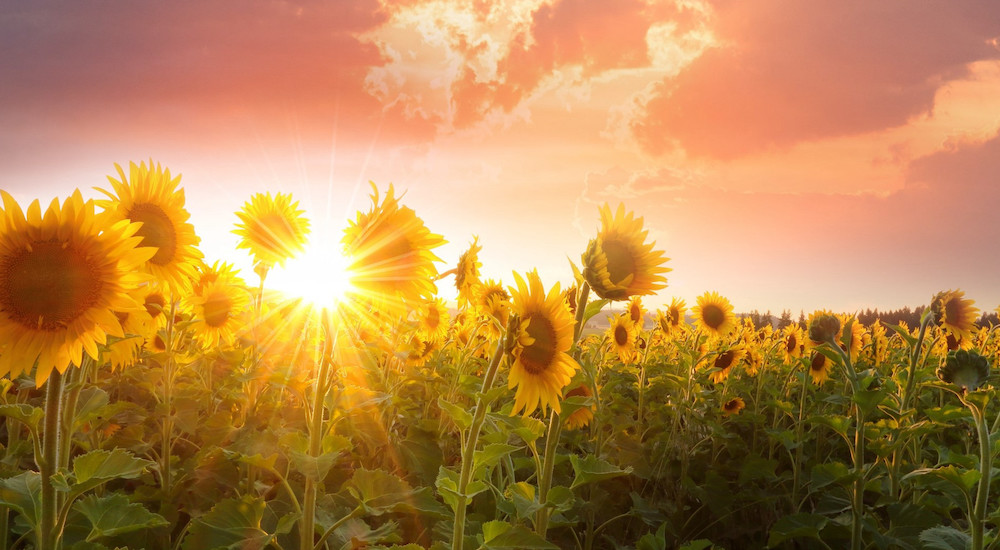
[233,192,310,269]
[693,291,736,338]
[807,310,841,347]
[709,345,746,384]
[186,277,251,349]
[0,190,153,385]
[417,298,450,341]
[809,351,833,385]
[869,320,888,366]
[405,334,440,368]
[475,279,511,339]
[343,183,445,310]
[193,260,242,296]
[626,296,645,327]
[782,325,804,364]
[104,336,143,371]
[96,160,202,294]
[563,384,596,430]
[454,236,482,307]
[508,270,579,416]
[722,397,745,416]
[930,290,979,342]
[607,313,637,364]
[837,314,865,364]
[656,297,686,336]
[581,203,670,301]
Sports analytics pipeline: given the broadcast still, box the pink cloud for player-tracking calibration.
[630,0,1000,159]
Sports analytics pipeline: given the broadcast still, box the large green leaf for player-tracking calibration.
[0,403,44,432]
[569,454,632,489]
[438,397,472,430]
[436,466,487,512]
[181,496,271,550]
[481,520,559,549]
[0,471,40,528]
[766,513,828,547]
[919,526,972,550]
[348,469,449,518]
[474,444,521,473]
[74,493,168,542]
[72,449,152,492]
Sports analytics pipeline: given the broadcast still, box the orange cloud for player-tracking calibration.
[630,0,1000,159]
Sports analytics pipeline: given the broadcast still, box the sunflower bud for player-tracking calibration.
[808,313,841,346]
[937,349,990,392]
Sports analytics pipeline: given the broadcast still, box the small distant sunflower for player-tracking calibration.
[508,270,579,416]
[870,320,888,366]
[656,297,686,336]
[405,335,440,368]
[837,314,865,364]
[233,192,310,269]
[417,298,450,341]
[193,260,242,296]
[0,190,153,385]
[96,160,202,294]
[607,313,637,364]
[564,285,579,319]
[709,346,746,384]
[627,296,645,327]
[563,384,596,430]
[343,183,445,309]
[475,279,511,339]
[782,325,804,364]
[930,290,979,343]
[693,291,736,338]
[186,277,250,349]
[722,397,745,416]
[809,352,833,385]
[581,203,670,301]
[454,236,482,307]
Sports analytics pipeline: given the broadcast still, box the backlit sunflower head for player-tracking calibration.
[96,160,202,294]
[656,297,686,336]
[0,190,153,385]
[233,191,310,269]
[693,291,736,338]
[607,313,637,364]
[343,183,445,311]
[508,270,579,416]
[809,351,834,385]
[626,296,645,327]
[930,290,979,343]
[475,279,511,339]
[581,203,670,301]
[937,348,990,392]
[416,298,450,341]
[454,236,482,307]
[836,314,865,364]
[185,275,251,349]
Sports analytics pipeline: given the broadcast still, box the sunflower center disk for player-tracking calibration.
[352,232,417,283]
[701,305,725,330]
[202,292,232,328]
[129,203,178,266]
[600,239,635,285]
[252,214,298,256]
[520,315,557,375]
[715,350,735,370]
[1,240,102,331]
[614,325,629,346]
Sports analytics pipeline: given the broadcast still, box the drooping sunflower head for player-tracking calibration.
[581,203,670,301]
[782,325,804,363]
[607,313,637,364]
[693,291,736,338]
[475,279,510,338]
[0,190,153,385]
[454,236,482,307]
[233,191,310,269]
[508,270,579,416]
[807,310,841,347]
[563,384,596,430]
[930,290,980,343]
[836,314,866,364]
[627,296,645,327]
[722,397,746,416]
[870,320,889,365]
[937,348,990,392]
[96,160,202,294]
[343,183,445,311]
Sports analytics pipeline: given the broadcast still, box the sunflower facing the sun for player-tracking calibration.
[581,203,670,301]
[343,183,445,311]
[96,160,203,294]
[693,291,736,338]
[0,190,154,385]
[185,267,251,349]
[508,270,579,417]
[930,289,979,343]
[233,192,310,269]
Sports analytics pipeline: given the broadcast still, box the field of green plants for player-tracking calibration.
[0,160,997,550]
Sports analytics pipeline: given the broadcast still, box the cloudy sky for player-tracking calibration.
[2,0,999,315]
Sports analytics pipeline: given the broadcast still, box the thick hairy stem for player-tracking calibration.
[40,370,65,550]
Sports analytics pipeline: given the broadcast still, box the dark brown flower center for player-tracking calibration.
[128,203,177,266]
[0,240,103,331]
[785,333,798,354]
[520,314,557,375]
[203,290,232,328]
[144,293,166,319]
[811,353,826,372]
[715,350,736,370]
[614,324,629,346]
[701,304,725,330]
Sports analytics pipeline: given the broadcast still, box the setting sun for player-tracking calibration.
[266,243,354,309]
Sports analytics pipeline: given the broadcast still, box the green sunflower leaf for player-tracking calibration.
[569,454,632,489]
[73,493,168,541]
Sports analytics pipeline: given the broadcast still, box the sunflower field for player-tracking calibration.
[1,160,999,550]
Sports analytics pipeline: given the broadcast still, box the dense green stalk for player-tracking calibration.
[301,316,335,550]
[39,369,65,550]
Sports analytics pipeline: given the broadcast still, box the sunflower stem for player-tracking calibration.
[535,408,563,538]
[40,369,65,550]
[301,313,336,550]
[452,335,507,550]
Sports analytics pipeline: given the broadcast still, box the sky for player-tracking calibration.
[2,0,1000,315]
